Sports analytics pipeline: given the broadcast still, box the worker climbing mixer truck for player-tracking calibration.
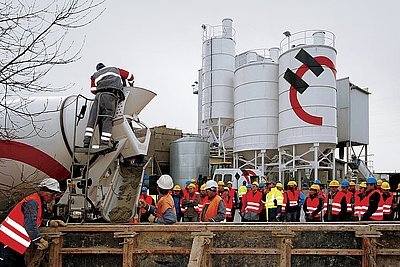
[1,17,400,267]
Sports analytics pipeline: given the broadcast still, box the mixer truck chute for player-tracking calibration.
[0,87,156,223]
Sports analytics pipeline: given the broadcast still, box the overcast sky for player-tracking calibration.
[48,0,400,173]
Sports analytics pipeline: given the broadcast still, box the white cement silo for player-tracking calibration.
[278,30,337,184]
[233,48,279,175]
[201,18,235,158]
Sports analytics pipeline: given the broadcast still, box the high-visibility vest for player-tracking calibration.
[155,195,175,219]
[198,196,207,215]
[383,192,394,215]
[201,195,223,222]
[354,192,366,219]
[323,191,346,215]
[362,190,384,221]
[229,188,236,204]
[224,196,234,219]
[282,190,300,213]
[0,193,42,254]
[244,191,262,213]
[305,196,322,218]
[238,186,247,198]
[266,188,284,209]
[139,195,154,214]
[181,192,199,213]
[343,191,353,213]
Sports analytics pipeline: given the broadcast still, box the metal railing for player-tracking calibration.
[202,23,236,41]
[279,30,336,54]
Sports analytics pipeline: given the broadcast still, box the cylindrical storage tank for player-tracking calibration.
[201,18,235,126]
[234,50,279,155]
[278,30,337,150]
[170,136,210,187]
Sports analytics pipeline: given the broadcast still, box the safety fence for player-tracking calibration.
[31,222,400,267]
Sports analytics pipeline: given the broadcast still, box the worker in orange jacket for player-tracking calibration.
[200,181,226,222]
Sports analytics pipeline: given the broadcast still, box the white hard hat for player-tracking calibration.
[39,178,61,193]
[157,175,174,190]
[205,180,218,190]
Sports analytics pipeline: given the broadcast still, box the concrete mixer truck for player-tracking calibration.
[0,87,156,223]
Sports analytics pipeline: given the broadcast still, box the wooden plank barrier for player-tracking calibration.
[34,222,400,267]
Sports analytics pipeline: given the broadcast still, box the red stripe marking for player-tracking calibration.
[0,140,70,181]
[289,56,336,126]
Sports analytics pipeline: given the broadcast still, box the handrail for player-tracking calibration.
[279,30,336,54]
[202,23,236,41]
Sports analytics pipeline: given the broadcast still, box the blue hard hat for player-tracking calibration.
[341,180,350,187]
[259,183,265,188]
[96,63,105,71]
[314,180,321,185]
[185,180,191,185]
[366,177,377,184]
[141,186,148,192]
[246,184,252,189]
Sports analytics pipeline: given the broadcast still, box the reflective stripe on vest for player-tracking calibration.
[0,193,42,254]
[323,191,346,215]
[368,190,384,220]
[181,192,199,213]
[244,191,262,213]
[305,197,321,217]
[383,193,394,215]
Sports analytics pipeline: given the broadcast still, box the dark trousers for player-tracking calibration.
[306,216,322,222]
[0,244,26,267]
[285,212,297,222]
[268,208,279,222]
[84,92,117,145]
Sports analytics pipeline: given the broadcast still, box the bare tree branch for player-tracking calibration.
[0,0,104,140]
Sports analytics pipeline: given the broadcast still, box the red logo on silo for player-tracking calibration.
[283,49,336,126]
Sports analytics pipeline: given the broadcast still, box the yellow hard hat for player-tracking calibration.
[287,181,297,186]
[200,184,206,191]
[276,183,283,188]
[377,179,383,186]
[310,184,320,190]
[350,181,356,186]
[252,181,259,187]
[261,179,267,183]
[359,182,367,188]
[397,183,400,190]
[329,180,340,187]
[173,185,181,191]
[217,181,224,186]
[188,183,196,189]
[191,178,196,183]
[381,182,390,190]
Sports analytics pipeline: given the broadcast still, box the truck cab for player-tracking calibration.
[212,168,262,189]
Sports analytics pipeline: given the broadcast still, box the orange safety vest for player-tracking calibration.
[383,192,394,215]
[201,195,222,222]
[198,196,207,215]
[362,190,384,220]
[139,195,154,214]
[323,191,346,215]
[0,193,43,254]
[244,191,262,214]
[305,197,321,218]
[224,196,234,219]
[181,192,199,213]
[155,195,175,219]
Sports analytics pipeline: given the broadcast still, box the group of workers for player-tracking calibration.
[139,176,400,223]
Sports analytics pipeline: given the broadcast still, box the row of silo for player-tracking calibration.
[196,18,338,182]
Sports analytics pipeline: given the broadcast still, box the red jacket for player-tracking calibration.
[224,195,234,219]
[139,194,154,214]
[0,193,43,254]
